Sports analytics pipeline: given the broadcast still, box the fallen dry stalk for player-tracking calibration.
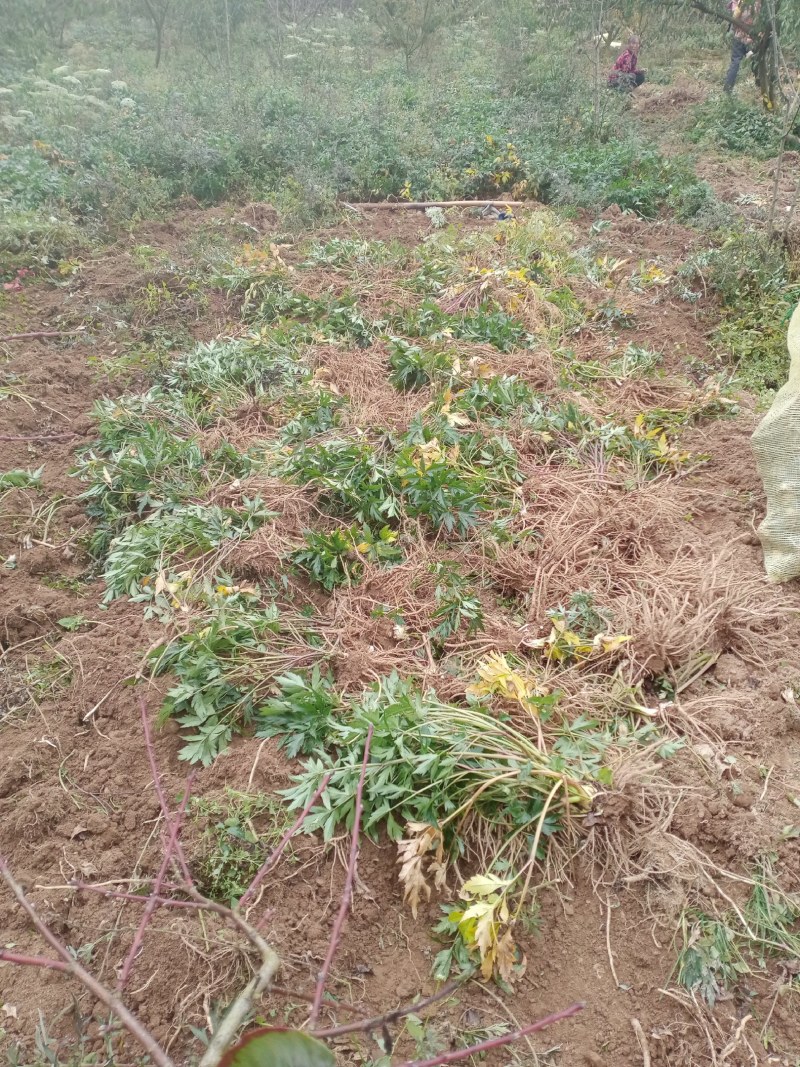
[631,1017,652,1067]
[0,330,83,342]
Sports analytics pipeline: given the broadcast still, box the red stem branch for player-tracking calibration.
[0,949,69,972]
[239,771,332,907]
[311,980,462,1039]
[396,1002,585,1067]
[309,726,373,1025]
[116,774,195,991]
[0,331,80,343]
[139,694,194,884]
[0,857,175,1067]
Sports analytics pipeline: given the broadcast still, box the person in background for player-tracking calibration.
[724,0,762,93]
[608,35,646,90]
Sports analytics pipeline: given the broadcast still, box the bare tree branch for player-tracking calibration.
[395,1002,585,1067]
[139,694,194,884]
[0,949,69,972]
[117,772,196,991]
[240,771,333,908]
[0,858,176,1067]
[309,725,374,1025]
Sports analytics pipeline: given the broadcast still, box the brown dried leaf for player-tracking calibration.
[396,822,445,919]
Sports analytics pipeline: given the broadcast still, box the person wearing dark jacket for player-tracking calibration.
[724,0,762,93]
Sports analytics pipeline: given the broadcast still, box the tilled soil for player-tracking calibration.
[1,205,799,1067]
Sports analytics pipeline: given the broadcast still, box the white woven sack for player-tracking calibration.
[752,301,800,582]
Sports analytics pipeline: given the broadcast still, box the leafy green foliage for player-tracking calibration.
[102,499,273,604]
[277,438,399,525]
[677,859,800,1005]
[679,232,800,392]
[676,912,748,1007]
[394,445,484,534]
[151,604,319,765]
[452,374,537,419]
[689,97,781,159]
[257,668,341,759]
[278,672,595,844]
[430,562,485,645]
[76,399,254,555]
[0,466,44,491]
[388,338,454,392]
[292,523,403,590]
[192,790,292,905]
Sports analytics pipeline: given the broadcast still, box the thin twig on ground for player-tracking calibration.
[395,1003,585,1067]
[117,772,196,991]
[309,725,374,1025]
[0,433,78,442]
[240,771,332,908]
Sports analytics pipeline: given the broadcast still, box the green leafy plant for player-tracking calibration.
[277,439,399,525]
[279,673,595,846]
[676,912,749,1007]
[430,561,485,645]
[191,789,292,905]
[0,466,44,491]
[152,604,323,765]
[292,524,402,591]
[388,338,454,392]
[257,668,341,759]
[102,499,273,604]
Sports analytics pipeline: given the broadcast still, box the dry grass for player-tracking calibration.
[613,549,791,682]
[310,343,426,432]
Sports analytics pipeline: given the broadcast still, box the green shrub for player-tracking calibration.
[689,98,781,159]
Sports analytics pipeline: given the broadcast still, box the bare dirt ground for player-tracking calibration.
[1,201,800,1067]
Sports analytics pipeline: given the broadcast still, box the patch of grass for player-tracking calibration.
[676,858,800,1006]
[678,231,800,392]
[24,655,73,703]
[689,97,781,159]
[191,789,293,905]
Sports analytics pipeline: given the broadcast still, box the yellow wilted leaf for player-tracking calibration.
[445,411,472,428]
[355,542,370,553]
[468,652,545,715]
[495,929,518,984]
[593,632,631,654]
[462,874,510,897]
[457,874,519,983]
